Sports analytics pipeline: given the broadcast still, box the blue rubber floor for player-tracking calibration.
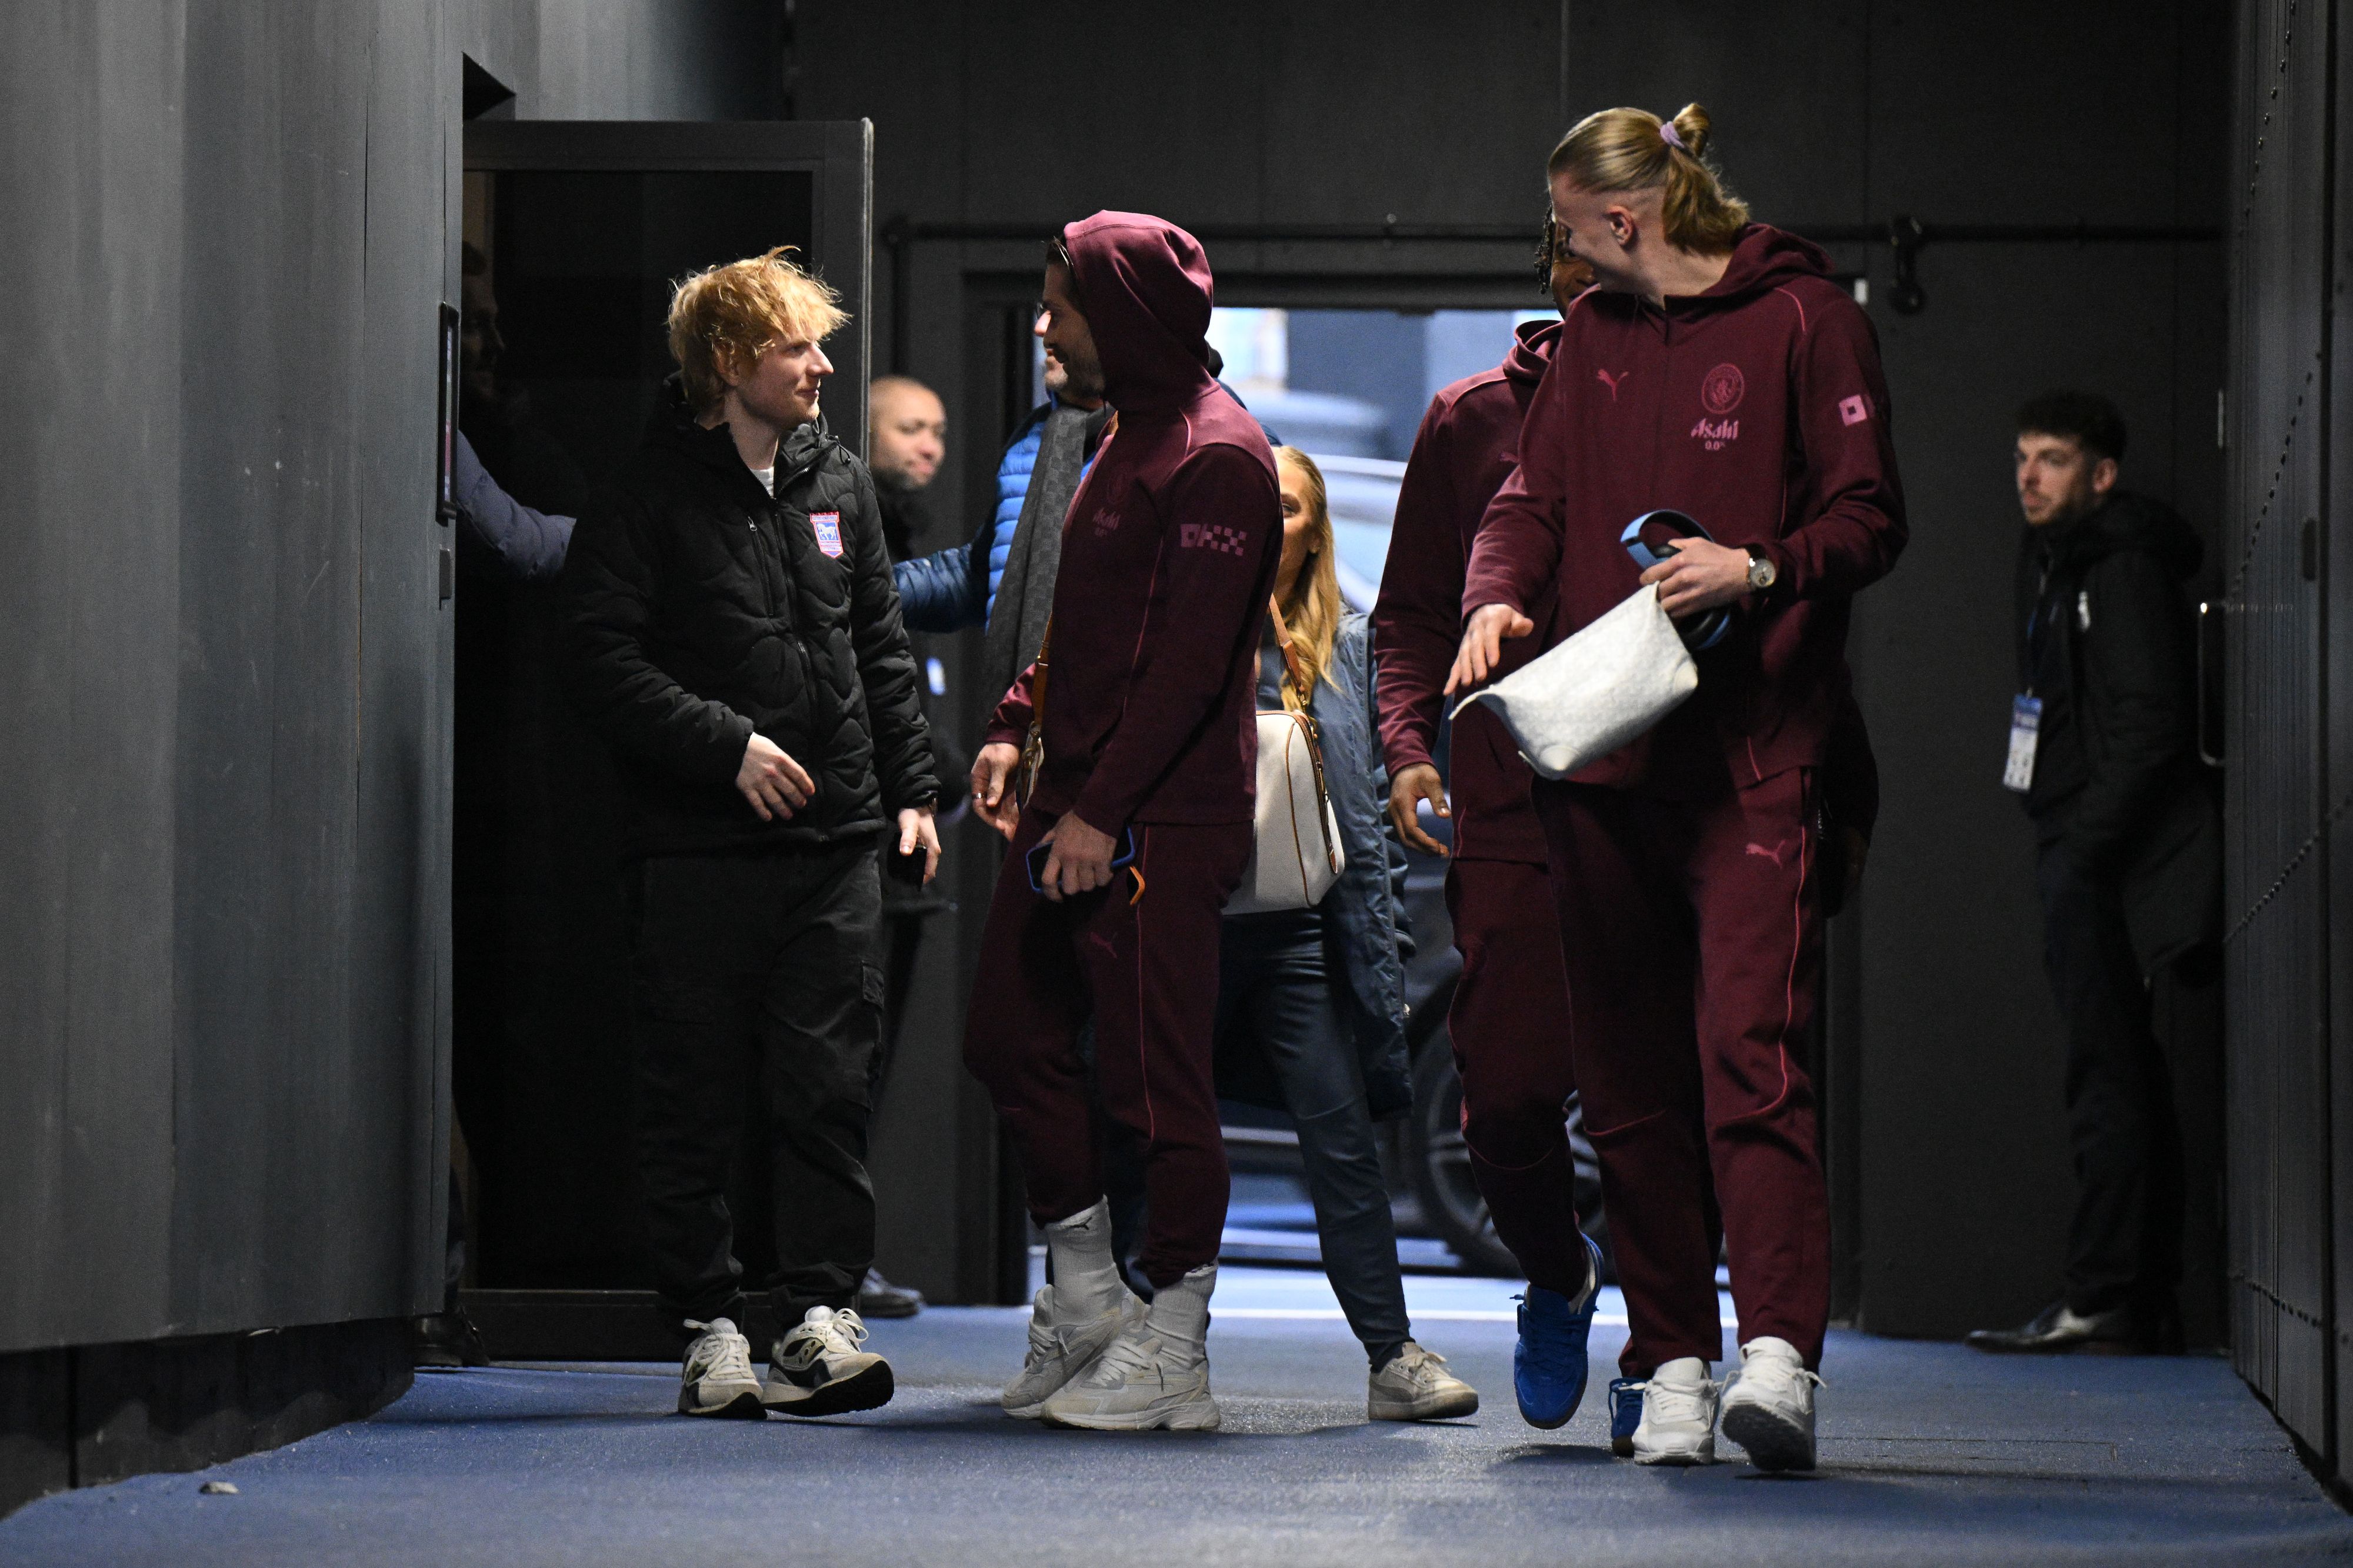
[6,1266,2348,1567]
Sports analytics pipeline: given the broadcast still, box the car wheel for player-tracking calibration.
[1409,1040,1525,1277]
[1409,1030,1617,1283]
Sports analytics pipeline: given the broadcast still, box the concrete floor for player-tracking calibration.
[5,1267,2349,1567]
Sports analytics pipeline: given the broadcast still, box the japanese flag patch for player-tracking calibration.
[810,511,844,558]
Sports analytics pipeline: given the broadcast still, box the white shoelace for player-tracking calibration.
[794,1308,870,1358]
[1638,1374,1719,1426]
[1388,1346,1453,1388]
[1084,1330,1162,1388]
[684,1320,755,1384]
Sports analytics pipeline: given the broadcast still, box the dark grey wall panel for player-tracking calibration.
[170,0,375,1336]
[0,1,188,1349]
[2225,0,2335,1460]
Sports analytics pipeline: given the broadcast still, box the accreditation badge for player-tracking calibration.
[2002,694,2042,793]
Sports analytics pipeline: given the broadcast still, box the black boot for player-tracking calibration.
[412,1307,491,1369]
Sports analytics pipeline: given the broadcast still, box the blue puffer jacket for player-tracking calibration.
[894,401,1052,633]
[894,385,1275,635]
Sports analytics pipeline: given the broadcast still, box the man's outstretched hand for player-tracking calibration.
[970,742,1022,839]
[1036,813,1118,902]
[1387,762,1451,857]
[1445,603,1536,696]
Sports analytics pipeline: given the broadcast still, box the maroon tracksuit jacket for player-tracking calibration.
[1464,225,1906,1371]
[1375,319,1561,864]
[965,212,1282,1286]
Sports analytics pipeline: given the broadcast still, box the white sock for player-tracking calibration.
[1144,1263,1216,1364]
[1044,1198,1124,1317]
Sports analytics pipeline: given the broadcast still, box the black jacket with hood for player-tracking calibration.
[2017,489,2221,972]
[562,395,938,858]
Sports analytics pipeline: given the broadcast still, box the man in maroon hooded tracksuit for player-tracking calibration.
[963,213,1282,1432]
[1377,315,1588,1296]
[1383,296,1885,1436]
[1461,213,1905,1464]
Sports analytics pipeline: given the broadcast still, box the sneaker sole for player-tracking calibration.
[1721,1402,1814,1472]
[1043,1396,1221,1432]
[764,1360,895,1419]
[1632,1441,1715,1466]
[679,1387,768,1420]
[1370,1389,1480,1422]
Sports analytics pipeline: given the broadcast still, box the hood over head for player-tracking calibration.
[1061,212,1219,414]
[1679,223,1835,312]
[2054,491,2204,580]
[1502,317,1561,388]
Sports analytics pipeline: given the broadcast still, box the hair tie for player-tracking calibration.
[1659,120,1687,152]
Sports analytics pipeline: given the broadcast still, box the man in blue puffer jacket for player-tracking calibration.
[894,305,1112,710]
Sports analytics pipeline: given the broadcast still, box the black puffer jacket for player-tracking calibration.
[2016,491,2221,972]
[562,402,937,858]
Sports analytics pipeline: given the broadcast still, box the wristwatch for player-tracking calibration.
[1745,548,1778,593]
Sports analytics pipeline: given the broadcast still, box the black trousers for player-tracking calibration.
[2035,838,2185,1316]
[628,842,884,1338]
[1215,913,1411,1366]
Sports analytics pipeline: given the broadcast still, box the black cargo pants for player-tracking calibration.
[628,840,884,1339]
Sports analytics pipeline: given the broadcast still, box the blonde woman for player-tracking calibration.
[1212,446,1479,1422]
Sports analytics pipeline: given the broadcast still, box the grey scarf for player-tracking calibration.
[981,402,1111,703]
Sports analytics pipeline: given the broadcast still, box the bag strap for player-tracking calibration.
[1264,598,1341,873]
[1016,620,1052,806]
[1266,598,1314,706]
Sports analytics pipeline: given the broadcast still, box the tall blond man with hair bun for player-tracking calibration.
[1451,105,1907,1472]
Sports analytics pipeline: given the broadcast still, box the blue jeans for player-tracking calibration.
[1217,913,1411,1367]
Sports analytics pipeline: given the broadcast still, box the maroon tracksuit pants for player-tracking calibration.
[1535,766,1831,1373]
[1447,858,1591,1298]
[962,808,1252,1289]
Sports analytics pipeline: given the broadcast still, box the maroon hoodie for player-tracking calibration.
[1373,319,1559,862]
[1462,225,1907,790]
[985,213,1282,829]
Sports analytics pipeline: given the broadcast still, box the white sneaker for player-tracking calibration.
[1042,1263,1220,1431]
[1629,1356,1718,1464]
[762,1306,894,1417]
[1719,1336,1821,1472]
[678,1317,765,1419]
[1003,1283,1147,1417]
[1368,1342,1480,1422]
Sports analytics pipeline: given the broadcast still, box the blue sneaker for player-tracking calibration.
[1608,1376,1645,1455]
[1512,1233,1604,1429]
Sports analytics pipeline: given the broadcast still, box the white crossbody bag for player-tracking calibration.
[1228,602,1345,914]
[1449,583,1699,780]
